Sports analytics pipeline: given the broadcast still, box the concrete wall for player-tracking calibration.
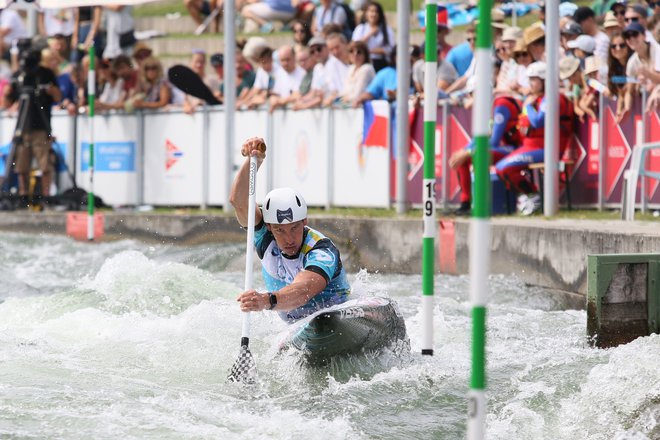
[1,212,659,299]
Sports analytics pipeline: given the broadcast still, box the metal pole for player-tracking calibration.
[641,88,647,214]
[598,93,605,211]
[543,0,559,216]
[87,45,96,241]
[442,101,449,211]
[395,0,410,214]
[422,0,438,357]
[469,3,492,439]
[224,0,236,213]
[202,105,209,210]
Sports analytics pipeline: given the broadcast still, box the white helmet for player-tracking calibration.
[526,61,546,80]
[262,187,307,224]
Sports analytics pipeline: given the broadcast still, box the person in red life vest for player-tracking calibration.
[448,72,522,216]
[495,61,574,215]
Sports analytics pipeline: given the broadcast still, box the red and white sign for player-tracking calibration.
[604,107,632,199]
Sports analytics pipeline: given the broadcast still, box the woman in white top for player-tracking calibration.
[350,1,393,72]
[340,41,375,105]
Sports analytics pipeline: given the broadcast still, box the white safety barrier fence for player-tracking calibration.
[1,104,391,208]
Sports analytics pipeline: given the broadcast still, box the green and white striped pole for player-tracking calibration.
[87,45,96,241]
[422,0,438,356]
[468,3,493,439]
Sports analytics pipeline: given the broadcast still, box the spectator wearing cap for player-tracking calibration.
[603,11,622,38]
[567,34,596,68]
[523,21,545,61]
[497,27,522,91]
[445,25,475,77]
[573,6,610,62]
[560,21,583,53]
[268,45,306,112]
[609,1,627,28]
[560,56,587,121]
[625,4,655,41]
[132,42,153,70]
[308,36,347,104]
[351,1,394,72]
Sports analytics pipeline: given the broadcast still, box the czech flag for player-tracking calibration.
[362,100,389,148]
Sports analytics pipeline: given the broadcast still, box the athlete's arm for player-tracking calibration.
[236,270,327,312]
[229,137,266,227]
[489,105,511,148]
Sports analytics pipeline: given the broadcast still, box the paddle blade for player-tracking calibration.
[227,342,256,384]
[167,64,221,106]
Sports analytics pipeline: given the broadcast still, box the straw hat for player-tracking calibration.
[523,22,545,45]
[513,38,527,54]
[132,41,152,58]
[559,56,580,80]
[584,56,602,75]
[603,11,620,28]
[502,26,523,42]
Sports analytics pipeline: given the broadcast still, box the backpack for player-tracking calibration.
[332,2,357,41]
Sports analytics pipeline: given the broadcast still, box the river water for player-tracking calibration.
[0,232,658,440]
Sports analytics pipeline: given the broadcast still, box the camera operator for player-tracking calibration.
[4,39,61,208]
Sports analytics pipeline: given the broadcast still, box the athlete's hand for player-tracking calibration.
[236,289,269,312]
[241,137,266,164]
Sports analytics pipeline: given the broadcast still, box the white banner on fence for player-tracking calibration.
[207,108,270,205]
[143,111,205,205]
[332,106,390,207]
[76,113,140,206]
[271,108,330,206]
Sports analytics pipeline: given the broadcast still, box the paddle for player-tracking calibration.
[194,7,221,35]
[227,155,258,384]
[167,65,222,106]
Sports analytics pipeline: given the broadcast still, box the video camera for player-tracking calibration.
[13,37,51,93]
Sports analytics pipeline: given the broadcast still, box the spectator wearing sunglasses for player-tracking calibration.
[523,21,545,61]
[619,22,660,122]
[624,4,655,40]
[511,38,532,94]
[573,6,610,62]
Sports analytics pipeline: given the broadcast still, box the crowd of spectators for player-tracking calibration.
[3,1,660,214]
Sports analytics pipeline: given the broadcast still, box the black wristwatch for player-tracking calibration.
[268,292,277,310]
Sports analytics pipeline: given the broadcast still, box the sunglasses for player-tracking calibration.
[613,8,626,16]
[467,37,475,43]
[610,43,627,49]
[624,31,641,39]
[514,52,530,58]
[310,46,323,53]
[625,16,640,22]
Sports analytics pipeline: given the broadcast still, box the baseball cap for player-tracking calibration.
[559,56,580,80]
[610,0,628,11]
[630,4,649,18]
[526,61,547,80]
[567,34,596,53]
[308,36,326,47]
[559,2,578,18]
[623,21,645,36]
[210,53,224,67]
[560,21,583,36]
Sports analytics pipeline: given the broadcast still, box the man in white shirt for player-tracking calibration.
[269,45,306,112]
[573,6,610,62]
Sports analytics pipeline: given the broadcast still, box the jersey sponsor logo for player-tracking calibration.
[307,248,336,266]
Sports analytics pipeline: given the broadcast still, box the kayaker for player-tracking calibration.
[230,137,351,322]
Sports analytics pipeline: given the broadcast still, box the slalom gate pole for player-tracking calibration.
[468,3,493,439]
[87,44,96,241]
[421,0,438,356]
